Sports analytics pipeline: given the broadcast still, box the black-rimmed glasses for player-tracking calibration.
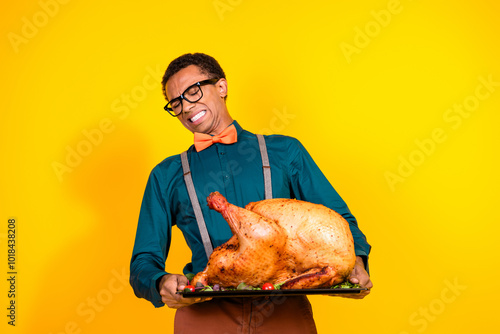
[164,78,220,116]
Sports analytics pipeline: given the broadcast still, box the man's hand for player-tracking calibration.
[158,274,212,309]
[344,256,373,299]
[331,256,373,299]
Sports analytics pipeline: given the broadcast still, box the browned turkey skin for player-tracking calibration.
[191,192,356,289]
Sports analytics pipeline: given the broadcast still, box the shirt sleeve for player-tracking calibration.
[129,166,171,307]
[286,138,372,272]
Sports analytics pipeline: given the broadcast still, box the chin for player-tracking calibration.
[184,123,205,134]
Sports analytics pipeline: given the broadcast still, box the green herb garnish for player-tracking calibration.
[331,281,361,289]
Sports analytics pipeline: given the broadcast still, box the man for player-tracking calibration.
[130,53,372,333]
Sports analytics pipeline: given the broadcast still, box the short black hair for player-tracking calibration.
[161,53,226,99]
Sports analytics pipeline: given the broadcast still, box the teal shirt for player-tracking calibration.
[130,121,371,307]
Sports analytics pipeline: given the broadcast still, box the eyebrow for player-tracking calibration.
[169,80,202,101]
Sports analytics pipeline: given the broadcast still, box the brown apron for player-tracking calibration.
[174,295,317,334]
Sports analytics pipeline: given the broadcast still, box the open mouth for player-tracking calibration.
[189,110,206,123]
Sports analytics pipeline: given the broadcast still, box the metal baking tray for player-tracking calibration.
[177,288,367,298]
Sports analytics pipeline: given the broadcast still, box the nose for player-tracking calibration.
[182,98,197,113]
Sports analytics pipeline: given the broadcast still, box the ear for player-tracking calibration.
[217,78,228,99]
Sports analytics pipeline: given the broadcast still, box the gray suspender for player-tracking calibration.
[181,135,272,258]
[257,134,273,200]
[180,151,214,257]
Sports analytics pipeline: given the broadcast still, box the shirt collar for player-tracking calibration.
[231,120,243,137]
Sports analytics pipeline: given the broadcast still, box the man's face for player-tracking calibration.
[165,65,231,135]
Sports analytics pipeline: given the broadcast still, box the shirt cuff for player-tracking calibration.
[151,272,168,308]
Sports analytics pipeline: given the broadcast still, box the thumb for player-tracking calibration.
[177,275,190,290]
[349,273,360,284]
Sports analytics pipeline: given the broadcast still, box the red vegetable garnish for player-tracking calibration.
[184,285,195,292]
[262,283,275,290]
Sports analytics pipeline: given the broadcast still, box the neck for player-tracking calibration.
[209,117,234,136]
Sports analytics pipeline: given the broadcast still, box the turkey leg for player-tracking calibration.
[280,266,343,289]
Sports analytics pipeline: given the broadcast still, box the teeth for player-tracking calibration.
[190,110,206,122]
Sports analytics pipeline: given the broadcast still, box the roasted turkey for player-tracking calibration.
[191,192,356,289]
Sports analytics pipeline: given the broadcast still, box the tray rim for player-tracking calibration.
[177,287,367,298]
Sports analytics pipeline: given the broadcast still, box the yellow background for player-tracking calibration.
[2,0,499,333]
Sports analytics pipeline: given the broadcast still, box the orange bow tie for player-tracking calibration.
[194,124,238,152]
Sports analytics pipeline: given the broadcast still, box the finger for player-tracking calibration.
[358,275,372,289]
[178,296,210,306]
[339,290,370,299]
[328,290,368,299]
[178,275,190,285]
[356,290,371,299]
[174,291,186,302]
[170,302,190,309]
[349,276,360,284]
[177,275,190,290]
[364,279,373,290]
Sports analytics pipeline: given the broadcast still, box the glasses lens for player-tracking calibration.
[166,98,182,116]
[183,84,202,103]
